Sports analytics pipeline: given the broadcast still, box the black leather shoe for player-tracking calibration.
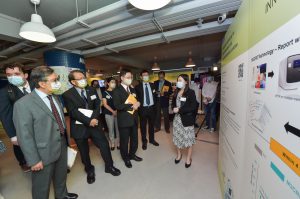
[111,146,115,151]
[142,143,147,150]
[130,155,143,162]
[56,193,78,199]
[175,155,182,164]
[124,160,132,168]
[65,193,78,199]
[185,159,192,168]
[105,166,121,176]
[117,146,120,150]
[87,172,95,184]
[150,141,159,146]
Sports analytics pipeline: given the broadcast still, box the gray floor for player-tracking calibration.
[0,129,221,199]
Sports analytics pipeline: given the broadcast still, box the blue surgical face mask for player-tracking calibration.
[176,81,185,89]
[7,76,25,86]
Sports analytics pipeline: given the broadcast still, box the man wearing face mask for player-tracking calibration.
[0,63,34,172]
[154,71,172,133]
[13,66,78,199]
[113,69,143,168]
[135,70,159,150]
[62,70,121,184]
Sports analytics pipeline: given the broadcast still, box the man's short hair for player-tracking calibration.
[30,66,54,88]
[158,71,165,76]
[119,68,131,77]
[140,69,149,76]
[68,70,85,83]
[3,63,26,73]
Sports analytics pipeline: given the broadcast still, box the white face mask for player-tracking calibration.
[123,78,132,86]
[176,81,185,89]
[77,79,87,88]
[7,75,25,86]
[50,81,61,93]
[142,76,149,82]
[110,83,116,89]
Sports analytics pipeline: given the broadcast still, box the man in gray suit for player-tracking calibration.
[13,66,78,199]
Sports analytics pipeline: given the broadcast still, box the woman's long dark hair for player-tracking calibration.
[174,74,190,98]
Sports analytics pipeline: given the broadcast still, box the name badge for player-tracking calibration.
[90,95,97,100]
[153,89,156,93]
[106,95,111,99]
[180,97,186,102]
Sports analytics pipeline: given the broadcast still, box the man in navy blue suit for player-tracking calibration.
[154,71,172,133]
[0,63,33,172]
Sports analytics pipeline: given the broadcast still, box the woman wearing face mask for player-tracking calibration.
[102,77,120,150]
[172,74,197,168]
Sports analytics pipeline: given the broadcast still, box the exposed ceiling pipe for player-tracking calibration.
[0,0,132,56]
[54,0,240,49]
[82,18,233,58]
[0,0,241,65]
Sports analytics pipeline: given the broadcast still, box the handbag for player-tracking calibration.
[67,147,77,168]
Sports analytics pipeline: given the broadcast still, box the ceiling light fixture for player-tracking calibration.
[19,0,56,43]
[152,56,160,71]
[185,51,196,68]
[128,0,171,11]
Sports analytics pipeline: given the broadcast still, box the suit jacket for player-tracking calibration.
[0,83,34,138]
[172,88,197,127]
[62,86,101,139]
[112,85,138,128]
[154,79,172,108]
[12,90,66,167]
[135,82,156,111]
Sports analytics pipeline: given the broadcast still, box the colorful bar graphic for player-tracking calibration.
[270,162,285,182]
[270,138,300,176]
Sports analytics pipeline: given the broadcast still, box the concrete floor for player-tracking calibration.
[0,128,221,199]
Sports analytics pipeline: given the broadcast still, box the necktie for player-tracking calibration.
[127,86,130,94]
[81,89,88,108]
[145,83,150,106]
[47,96,65,135]
[22,87,28,95]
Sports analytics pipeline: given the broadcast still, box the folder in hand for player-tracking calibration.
[75,108,93,124]
[125,94,137,114]
[162,85,169,93]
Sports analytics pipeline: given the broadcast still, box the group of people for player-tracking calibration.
[0,63,206,199]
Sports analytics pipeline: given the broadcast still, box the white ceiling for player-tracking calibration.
[0,0,241,74]
[0,0,120,28]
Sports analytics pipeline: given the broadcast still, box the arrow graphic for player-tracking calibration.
[284,122,300,138]
[268,71,274,78]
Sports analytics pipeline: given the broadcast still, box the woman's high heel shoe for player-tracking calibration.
[175,155,182,164]
[185,159,192,168]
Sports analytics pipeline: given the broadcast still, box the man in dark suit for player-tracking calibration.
[135,70,159,150]
[13,66,78,199]
[154,71,172,133]
[63,70,120,184]
[0,63,32,172]
[113,69,143,168]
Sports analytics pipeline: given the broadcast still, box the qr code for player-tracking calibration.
[238,64,244,78]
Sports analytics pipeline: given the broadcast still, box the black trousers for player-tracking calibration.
[13,144,27,166]
[155,102,170,131]
[74,127,113,174]
[119,124,138,162]
[139,106,155,144]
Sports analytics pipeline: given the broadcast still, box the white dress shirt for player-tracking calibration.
[35,89,65,128]
[17,81,31,94]
[143,82,154,107]
[202,81,218,103]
